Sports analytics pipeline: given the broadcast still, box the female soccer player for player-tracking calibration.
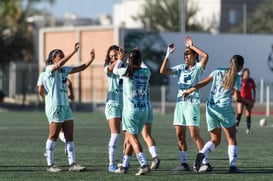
[183,55,253,173]
[114,48,151,176]
[104,45,125,172]
[116,62,160,173]
[41,77,74,157]
[160,36,209,171]
[236,68,256,134]
[37,42,95,172]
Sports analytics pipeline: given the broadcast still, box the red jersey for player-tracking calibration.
[240,78,256,101]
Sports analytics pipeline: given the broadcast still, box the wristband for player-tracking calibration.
[165,47,172,59]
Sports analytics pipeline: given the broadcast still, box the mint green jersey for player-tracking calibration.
[119,67,151,111]
[41,65,72,106]
[104,65,123,105]
[207,68,241,107]
[171,62,203,103]
[37,72,51,108]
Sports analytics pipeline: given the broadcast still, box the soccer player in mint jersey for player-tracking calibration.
[41,77,75,157]
[160,36,209,172]
[183,55,253,173]
[116,62,160,172]
[113,48,151,176]
[104,45,126,172]
[37,42,95,172]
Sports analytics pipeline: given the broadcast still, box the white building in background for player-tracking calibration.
[188,0,220,33]
[113,0,146,28]
[113,0,221,33]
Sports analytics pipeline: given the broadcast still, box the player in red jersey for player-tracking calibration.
[236,68,256,134]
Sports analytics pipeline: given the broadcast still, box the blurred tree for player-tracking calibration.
[232,0,273,34]
[132,0,209,32]
[0,0,55,63]
[246,0,273,34]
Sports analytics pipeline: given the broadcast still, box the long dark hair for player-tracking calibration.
[46,49,64,65]
[125,48,142,79]
[104,45,119,66]
[223,55,244,90]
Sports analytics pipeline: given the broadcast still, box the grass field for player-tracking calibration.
[0,110,272,181]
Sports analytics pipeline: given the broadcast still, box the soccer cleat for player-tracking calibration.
[246,129,252,134]
[198,163,213,173]
[69,163,86,172]
[193,153,205,172]
[229,166,243,173]
[150,157,160,170]
[47,165,62,172]
[117,162,122,168]
[135,165,150,176]
[115,166,128,174]
[173,163,190,171]
[108,164,118,172]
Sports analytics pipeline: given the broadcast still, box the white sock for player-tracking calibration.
[228,145,238,167]
[46,139,56,166]
[136,152,148,167]
[148,146,158,158]
[121,155,131,168]
[58,132,66,143]
[108,133,120,166]
[66,141,76,165]
[179,151,188,164]
[201,141,215,164]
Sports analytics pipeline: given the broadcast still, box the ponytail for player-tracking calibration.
[223,55,244,90]
[125,48,142,79]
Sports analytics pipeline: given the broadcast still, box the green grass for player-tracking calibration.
[0,111,272,180]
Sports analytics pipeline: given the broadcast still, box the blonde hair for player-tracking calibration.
[223,55,244,90]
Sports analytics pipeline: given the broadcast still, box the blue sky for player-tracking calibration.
[34,0,122,18]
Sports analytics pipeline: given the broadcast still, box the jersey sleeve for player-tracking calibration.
[196,62,204,74]
[37,72,44,86]
[104,65,109,74]
[170,64,182,76]
[234,74,242,91]
[63,66,73,75]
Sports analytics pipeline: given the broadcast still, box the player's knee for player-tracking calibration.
[211,139,221,147]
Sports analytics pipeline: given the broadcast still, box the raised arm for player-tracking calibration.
[107,48,125,73]
[51,42,80,72]
[70,49,95,74]
[185,36,208,69]
[160,43,176,75]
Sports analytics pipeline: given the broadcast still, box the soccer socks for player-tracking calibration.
[108,133,120,166]
[136,152,148,167]
[179,151,188,164]
[46,139,56,166]
[201,141,215,164]
[228,145,238,167]
[121,155,131,168]
[58,132,66,143]
[66,141,76,165]
[246,116,251,129]
[148,146,158,159]
[236,113,242,127]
